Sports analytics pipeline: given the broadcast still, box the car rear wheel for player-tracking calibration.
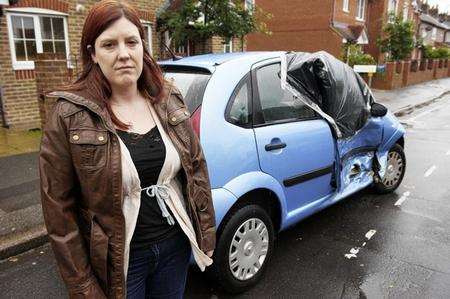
[210,204,275,293]
[373,144,406,194]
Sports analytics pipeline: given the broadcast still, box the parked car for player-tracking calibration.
[159,51,406,293]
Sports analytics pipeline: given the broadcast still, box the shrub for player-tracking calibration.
[424,46,450,59]
[377,13,415,61]
[342,43,376,66]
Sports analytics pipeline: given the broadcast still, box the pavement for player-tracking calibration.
[0,77,449,260]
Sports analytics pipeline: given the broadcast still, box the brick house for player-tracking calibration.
[418,14,449,46]
[247,0,421,63]
[246,0,371,58]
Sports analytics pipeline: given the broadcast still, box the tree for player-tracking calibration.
[377,13,415,61]
[158,0,271,54]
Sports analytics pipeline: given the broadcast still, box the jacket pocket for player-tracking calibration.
[168,107,190,126]
[90,215,109,290]
[69,129,108,170]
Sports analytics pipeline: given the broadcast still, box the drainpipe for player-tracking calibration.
[0,86,9,128]
[329,0,336,32]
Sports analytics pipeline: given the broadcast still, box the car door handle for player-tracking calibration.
[265,141,287,151]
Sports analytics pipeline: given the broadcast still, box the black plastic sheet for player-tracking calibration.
[285,51,373,138]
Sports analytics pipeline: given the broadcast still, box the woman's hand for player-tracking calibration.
[206,250,214,258]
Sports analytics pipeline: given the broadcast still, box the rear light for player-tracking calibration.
[190,105,202,138]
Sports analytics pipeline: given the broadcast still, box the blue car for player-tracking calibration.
[159,51,406,293]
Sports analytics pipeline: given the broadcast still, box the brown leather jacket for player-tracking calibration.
[39,85,216,298]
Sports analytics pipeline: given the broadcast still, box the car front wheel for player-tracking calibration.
[373,143,406,194]
[210,204,275,293]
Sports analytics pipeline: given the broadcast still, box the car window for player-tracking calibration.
[227,75,251,126]
[256,63,316,123]
[164,71,211,113]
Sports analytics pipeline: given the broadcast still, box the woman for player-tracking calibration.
[39,1,216,298]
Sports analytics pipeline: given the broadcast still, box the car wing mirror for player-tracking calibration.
[371,103,388,117]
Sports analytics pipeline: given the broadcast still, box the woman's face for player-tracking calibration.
[91,16,144,90]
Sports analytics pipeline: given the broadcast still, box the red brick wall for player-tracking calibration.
[372,59,449,90]
[6,0,69,12]
[247,0,336,53]
[34,53,72,127]
[434,60,449,79]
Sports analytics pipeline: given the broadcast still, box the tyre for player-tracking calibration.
[209,204,275,293]
[373,143,406,194]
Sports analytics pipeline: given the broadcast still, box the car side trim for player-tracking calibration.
[283,164,334,187]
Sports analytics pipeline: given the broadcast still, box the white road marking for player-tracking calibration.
[424,165,437,177]
[345,230,377,259]
[394,191,411,206]
[345,247,360,259]
[365,230,377,240]
[446,150,450,156]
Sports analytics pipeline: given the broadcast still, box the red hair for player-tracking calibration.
[63,0,166,130]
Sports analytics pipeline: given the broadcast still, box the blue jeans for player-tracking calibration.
[126,230,192,298]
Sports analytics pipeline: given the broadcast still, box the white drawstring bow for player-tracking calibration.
[142,185,175,225]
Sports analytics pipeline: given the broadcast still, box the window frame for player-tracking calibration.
[432,27,437,41]
[244,0,255,13]
[251,62,319,128]
[402,4,409,21]
[6,8,70,70]
[356,0,366,21]
[388,0,398,14]
[141,21,153,56]
[224,40,233,53]
[343,0,350,13]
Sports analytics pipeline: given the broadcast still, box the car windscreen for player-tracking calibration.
[163,71,211,113]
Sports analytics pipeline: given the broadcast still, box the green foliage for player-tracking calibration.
[342,43,376,66]
[158,0,272,49]
[423,45,450,59]
[377,13,415,61]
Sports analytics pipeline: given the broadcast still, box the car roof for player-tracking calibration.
[159,51,285,73]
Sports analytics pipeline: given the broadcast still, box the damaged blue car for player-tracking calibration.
[160,51,406,293]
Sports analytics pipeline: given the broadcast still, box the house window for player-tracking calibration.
[343,0,349,12]
[40,16,66,55]
[10,16,37,62]
[388,0,398,14]
[142,23,153,55]
[6,9,69,70]
[403,3,409,21]
[432,28,437,41]
[356,0,366,20]
[245,0,255,12]
[224,40,233,53]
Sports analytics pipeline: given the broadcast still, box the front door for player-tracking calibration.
[252,61,335,212]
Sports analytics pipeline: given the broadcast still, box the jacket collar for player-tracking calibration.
[48,83,173,134]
